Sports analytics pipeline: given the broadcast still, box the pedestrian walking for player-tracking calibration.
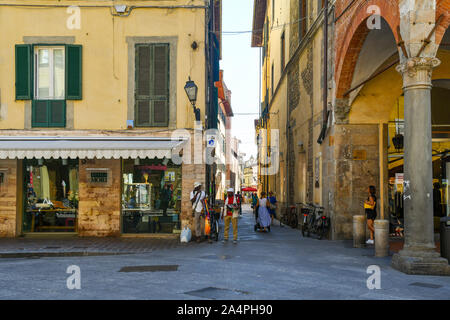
[257,192,271,232]
[251,192,258,217]
[268,191,277,225]
[364,186,377,245]
[222,188,239,244]
[190,181,206,243]
[160,183,171,216]
[236,191,242,215]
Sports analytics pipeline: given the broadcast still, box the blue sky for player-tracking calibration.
[221,0,260,160]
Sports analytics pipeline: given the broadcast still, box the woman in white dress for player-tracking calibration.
[257,192,272,232]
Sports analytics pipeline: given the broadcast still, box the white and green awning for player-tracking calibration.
[0,136,186,159]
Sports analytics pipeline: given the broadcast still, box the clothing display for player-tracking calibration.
[40,165,50,200]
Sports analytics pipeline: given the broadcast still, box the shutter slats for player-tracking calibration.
[49,100,65,126]
[153,45,168,96]
[135,43,169,127]
[33,101,48,125]
[15,45,32,100]
[137,45,151,96]
[66,45,82,100]
[137,100,150,126]
[153,100,167,124]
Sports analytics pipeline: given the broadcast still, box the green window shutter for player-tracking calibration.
[136,45,151,97]
[32,100,66,127]
[136,100,151,126]
[15,44,32,100]
[49,100,66,127]
[151,44,169,126]
[135,43,169,127]
[32,100,49,127]
[66,44,82,100]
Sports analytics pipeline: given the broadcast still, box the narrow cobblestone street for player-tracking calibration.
[0,205,449,300]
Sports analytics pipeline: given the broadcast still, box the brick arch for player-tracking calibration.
[436,2,450,46]
[335,0,400,99]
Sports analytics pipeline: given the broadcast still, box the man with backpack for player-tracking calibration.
[222,188,239,244]
[190,181,206,243]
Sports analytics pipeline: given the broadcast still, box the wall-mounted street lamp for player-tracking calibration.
[184,77,201,122]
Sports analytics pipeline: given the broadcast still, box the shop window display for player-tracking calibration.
[121,159,182,234]
[23,159,79,233]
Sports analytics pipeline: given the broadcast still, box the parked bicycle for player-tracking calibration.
[301,203,330,240]
[281,204,298,229]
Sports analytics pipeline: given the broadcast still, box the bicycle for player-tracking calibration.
[204,201,220,242]
[302,204,330,240]
[281,204,299,229]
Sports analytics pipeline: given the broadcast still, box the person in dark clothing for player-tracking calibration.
[236,191,242,215]
[160,184,171,216]
[364,186,377,245]
[433,182,443,217]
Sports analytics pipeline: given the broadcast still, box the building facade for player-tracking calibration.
[252,0,329,226]
[253,0,450,274]
[242,156,258,190]
[214,70,234,201]
[0,0,222,238]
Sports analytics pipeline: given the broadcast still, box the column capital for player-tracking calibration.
[334,98,350,124]
[396,57,441,90]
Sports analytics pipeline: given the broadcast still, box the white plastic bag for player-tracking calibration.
[180,226,192,243]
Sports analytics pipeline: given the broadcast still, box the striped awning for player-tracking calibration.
[0,136,186,159]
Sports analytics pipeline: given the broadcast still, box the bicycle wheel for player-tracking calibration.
[318,225,327,240]
[293,213,298,229]
[301,223,307,237]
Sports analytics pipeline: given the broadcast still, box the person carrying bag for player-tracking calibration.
[222,188,239,244]
[190,182,206,243]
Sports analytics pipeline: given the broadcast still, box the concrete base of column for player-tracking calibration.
[392,248,450,276]
[353,215,366,248]
[374,220,389,257]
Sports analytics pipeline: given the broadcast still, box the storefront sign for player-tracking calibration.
[86,168,111,186]
[90,172,108,183]
[352,149,367,160]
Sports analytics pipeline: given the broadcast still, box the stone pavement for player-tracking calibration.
[0,236,181,257]
[0,204,449,300]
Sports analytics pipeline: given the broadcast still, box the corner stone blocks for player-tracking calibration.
[0,160,17,237]
[330,124,380,240]
[78,159,121,237]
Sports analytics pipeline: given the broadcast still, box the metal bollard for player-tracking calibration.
[374,220,389,257]
[353,215,366,248]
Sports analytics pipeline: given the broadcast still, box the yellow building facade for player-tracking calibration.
[0,0,221,238]
[253,0,329,221]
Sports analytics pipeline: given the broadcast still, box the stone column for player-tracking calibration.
[392,57,450,275]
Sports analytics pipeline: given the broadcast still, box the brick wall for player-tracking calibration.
[0,160,17,237]
[78,159,121,237]
[435,0,450,46]
[334,0,400,98]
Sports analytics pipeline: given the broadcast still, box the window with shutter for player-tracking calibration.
[135,43,169,127]
[25,43,82,127]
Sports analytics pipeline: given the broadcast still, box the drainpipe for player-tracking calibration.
[317,0,329,144]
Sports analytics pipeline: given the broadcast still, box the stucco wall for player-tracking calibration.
[0,0,206,130]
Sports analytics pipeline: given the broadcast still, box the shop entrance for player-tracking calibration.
[121,158,182,234]
[23,159,79,233]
